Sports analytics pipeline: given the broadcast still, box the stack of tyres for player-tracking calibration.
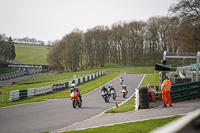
[139,87,149,109]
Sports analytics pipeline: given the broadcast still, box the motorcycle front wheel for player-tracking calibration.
[113,95,116,100]
[72,100,76,108]
[104,96,108,103]
[107,97,109,103]
[123,93,126,98]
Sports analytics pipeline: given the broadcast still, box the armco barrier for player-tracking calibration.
[68,81,72,88]
[19,90,28,99]
[171,81,200,102]
[9,71,105,101]
[53,83,66,91]
[80,77,83,83]
[9,90,20,101]
[34,86,53,96]
[28,88,35,98]
[75,79,78,85]
[151,108,200,133]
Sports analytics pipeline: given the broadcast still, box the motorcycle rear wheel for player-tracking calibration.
[78,102,82,107]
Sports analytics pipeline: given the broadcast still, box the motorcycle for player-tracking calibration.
[121,88,128,98]
[70,91,82,108]
[101,90,109,103]
[110,89,117,100]
[119,78,124,84]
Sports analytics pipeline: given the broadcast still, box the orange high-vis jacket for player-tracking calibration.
[161,79,171,91]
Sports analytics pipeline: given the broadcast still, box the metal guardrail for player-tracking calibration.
[150,108,200,133]
[9,71,105,102]
[171,81,200,102]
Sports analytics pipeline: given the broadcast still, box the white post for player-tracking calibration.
[154,71,156,89]
[163,51,167,61]
[196,52,200,81]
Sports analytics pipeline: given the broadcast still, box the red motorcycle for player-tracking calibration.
[121,88,128,98]
[70,91,82,108]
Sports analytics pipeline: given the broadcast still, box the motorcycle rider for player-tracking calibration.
[108,84,116,95]
[101,85,108,93]
[101,85,109,102]
[119,77,124,84]
[121,84,128,95]
[70,83,82,102]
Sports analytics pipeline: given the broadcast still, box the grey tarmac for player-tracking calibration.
[0,74,144,133]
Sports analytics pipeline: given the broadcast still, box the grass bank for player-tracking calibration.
[15,44,50,65]
[63,115,182,133]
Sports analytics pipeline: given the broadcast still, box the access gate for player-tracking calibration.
[0,90,8,102]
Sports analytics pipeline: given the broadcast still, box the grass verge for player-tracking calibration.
[63,115,182,133]
[105,74,160,113]
[106,96,135,113]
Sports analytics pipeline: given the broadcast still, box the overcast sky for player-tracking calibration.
[0,0,177,43]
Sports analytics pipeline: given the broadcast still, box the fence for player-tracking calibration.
[0,90,8,102]
[151,108,200,133]
[9,71,105,102]
[171,81,200,102]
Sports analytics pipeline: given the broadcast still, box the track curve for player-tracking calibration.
[0,74,144,133]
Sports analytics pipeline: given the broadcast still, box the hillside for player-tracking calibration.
[15,44,50,65]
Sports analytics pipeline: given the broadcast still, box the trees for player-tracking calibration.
[0,34,16,62]
[47,1,200,72]
[47,29,83,72]
[169,0,200,20]
[169,0,200,53]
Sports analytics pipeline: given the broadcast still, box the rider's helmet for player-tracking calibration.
[123,84,126,87]
[71,83,76,88]
[102,85,105,88]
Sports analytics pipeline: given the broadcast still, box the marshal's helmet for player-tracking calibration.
[164,76,168,80]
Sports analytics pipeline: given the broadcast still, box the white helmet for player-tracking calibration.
[110,84,113,88]
[123,84,126,87]
[71,83,76,88]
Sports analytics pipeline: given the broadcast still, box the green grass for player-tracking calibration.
[140,73,160,87]
[15,44,50,65]
[0,67,18,74]
[106,97,135,113]
[64,115,182,133]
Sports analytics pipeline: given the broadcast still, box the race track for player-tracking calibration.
[0,74,144,133]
